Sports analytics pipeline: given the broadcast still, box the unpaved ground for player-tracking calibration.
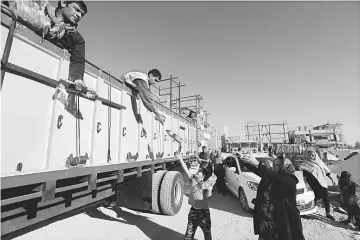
[13,174,360,240]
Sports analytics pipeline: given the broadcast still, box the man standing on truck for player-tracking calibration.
[42,1,88,88]
[119,69,166,125]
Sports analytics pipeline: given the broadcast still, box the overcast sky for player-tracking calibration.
[78,1,359,144]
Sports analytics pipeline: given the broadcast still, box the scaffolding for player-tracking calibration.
[156,75,185,114]
[245,121,289,143]
[153,75,211,148]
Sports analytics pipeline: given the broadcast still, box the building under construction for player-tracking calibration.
[288,122,345,147]
[245,121,345,147]
[245,121,289,143]
[154,76,212,148]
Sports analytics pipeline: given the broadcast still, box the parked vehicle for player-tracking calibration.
[231,140,260,155]
[221,153,317,215]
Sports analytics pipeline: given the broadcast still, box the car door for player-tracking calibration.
[233,158,243,196]
[224,157,239,195]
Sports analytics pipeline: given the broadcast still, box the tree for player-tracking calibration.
[354,141,360,149]
[345,144,353,149]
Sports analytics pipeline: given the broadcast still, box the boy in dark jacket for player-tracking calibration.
[43,1,88,88]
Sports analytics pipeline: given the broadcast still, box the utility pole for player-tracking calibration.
[169,75,173,110]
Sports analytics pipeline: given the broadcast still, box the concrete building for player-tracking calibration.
[288,122,345,147]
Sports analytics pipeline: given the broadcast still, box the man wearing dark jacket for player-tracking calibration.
[199,146,210,161]
[43,1,88,87]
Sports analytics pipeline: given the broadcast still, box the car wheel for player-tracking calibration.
[239,187,251,212]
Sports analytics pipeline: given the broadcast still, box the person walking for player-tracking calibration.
[298,150,336,220]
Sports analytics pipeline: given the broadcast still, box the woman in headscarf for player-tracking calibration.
[298,150,336,220]
[241,155,305,240]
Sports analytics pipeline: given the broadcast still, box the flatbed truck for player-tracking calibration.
[1,5,204,239]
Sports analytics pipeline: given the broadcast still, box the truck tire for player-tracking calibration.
[151,170,167,214]
[160,171,184,216]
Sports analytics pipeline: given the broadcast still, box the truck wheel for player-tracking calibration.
[151,170,167,214]
[160,171,184,216]
[239,187,251,213]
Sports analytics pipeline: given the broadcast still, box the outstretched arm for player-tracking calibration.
[176,151,192,180]
[242,162,264,178]
[60,32,86,86]
[167,130,192,179]
[241,158,281,182]
[317,159,335,184]
[133,79,165,124]
[133,79,156,113]
[238,155,265,177]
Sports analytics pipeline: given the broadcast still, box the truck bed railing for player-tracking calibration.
[1,4,17,89]
[0,4,196,126]
[5,62,126,111]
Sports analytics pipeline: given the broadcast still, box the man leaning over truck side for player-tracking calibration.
[120,69,166,125]
[43,1,88,88]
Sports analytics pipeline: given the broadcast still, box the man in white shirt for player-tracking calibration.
[120,69,165,124]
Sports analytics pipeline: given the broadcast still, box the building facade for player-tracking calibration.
[288,123,345,147]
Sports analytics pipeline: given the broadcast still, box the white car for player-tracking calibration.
[221,153,317,215]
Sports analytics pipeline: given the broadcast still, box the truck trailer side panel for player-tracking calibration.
[1,10,199,238]
[1,30,60,174]
[138,100,153,161]
[163,112,173,157]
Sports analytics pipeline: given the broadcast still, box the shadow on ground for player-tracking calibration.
[85,206,191,240]
[301,213,357,231]
[207,189,253,218]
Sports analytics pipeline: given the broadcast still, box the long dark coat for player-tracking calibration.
[245,163,305,240]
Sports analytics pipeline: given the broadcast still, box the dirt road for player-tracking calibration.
[13,174,360,240]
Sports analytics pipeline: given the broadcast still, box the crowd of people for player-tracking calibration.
[8,1,358,239]
[177,144,359,240]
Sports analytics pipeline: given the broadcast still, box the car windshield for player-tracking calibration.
[239,162,252,172]
[240,142,258,148]
[231,143,240,149]
[255,157,274,164]
[239,157,273,172]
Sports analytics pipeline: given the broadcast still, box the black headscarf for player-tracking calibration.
[275,157,296,175]
[258,158,272,174]
[340,171,352,183]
